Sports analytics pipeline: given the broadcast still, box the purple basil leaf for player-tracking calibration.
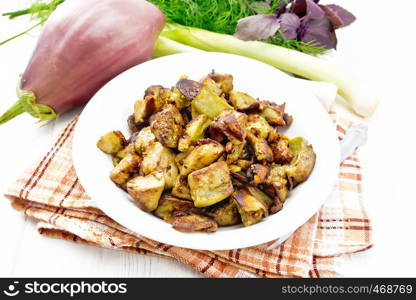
[299,0,337,49]
[275,0,293,17]
[291,0,319,17]
[235,14,281,41]
[279,13,300,39]
[320,4,356,29]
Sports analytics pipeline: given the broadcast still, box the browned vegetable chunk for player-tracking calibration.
[206,200,240,226]
[285,137,316,186]
[115,143,136,160]
[247,164,270,184]
[134,127,156,154]
[97,131,127,154]
[110,153,141,187]
[126,172,165,212]
[178,114,211,152]
[259,101,291,127]
[211,109,247,142]
[167,87,191,110]
[178,139,224,176]
[150,104,185,148]
[246,132,274,162]
[171,176,192,200]
[134,85,172,124]
[176,78,203,100]
[188,161,234,207]
[201,77,222,96]
[172,214,218,232]
[264,164,289,202]
[229,91,257,110]
[154,194,194,223]
[191,85,233,119]
[225,141,246,164]
[206,72,233,95]
[127,115,141,133]
[246,186,282,214]
[232,188,268,227]
[144,85,171,99]
[268,132,294,164]
[236,159,253,170]
[246,114,272,139]
[140,141,178,189]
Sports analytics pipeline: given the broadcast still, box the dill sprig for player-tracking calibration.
[264,35,328,55]
[148,0,256,35]
[1,0,326,55]
[148,0,326,54]
[2,0,64,21]
[0,0,64,45]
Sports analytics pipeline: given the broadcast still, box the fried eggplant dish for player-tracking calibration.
[97,72,316,233]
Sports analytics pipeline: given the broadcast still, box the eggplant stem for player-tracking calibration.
[0,89,57,125]
[0,101,25,125]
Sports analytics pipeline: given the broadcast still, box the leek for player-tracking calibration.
[156,23,380,117]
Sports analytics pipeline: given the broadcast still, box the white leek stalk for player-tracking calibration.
[157,24,380,117]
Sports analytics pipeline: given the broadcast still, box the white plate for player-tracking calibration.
[73,52,340,250]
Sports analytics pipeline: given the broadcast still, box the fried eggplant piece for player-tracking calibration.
[188,161,234,207]
[176,78,203,101]
[178,140,224,176]
[247,164,270,184]
[112,156,121,167]
[229,91,257,110]
[127,172,165,212]
[113,143,136,166]
[97,131,127,154]
[232,188,268,227]
[150,104,185,148]
[228,165,242,173]
[246,114,272,139]
[268,132,294,164]
[264,164,289,202]
[208,126,226,143]
[246,132,274,163]
[211,109,248,143]
[178,114,211,152]
[171,175,192,200]
[285,137,316,186]
[191,85,232,119]
[201,77,222,96]
[140,142,178,189]
[127,115,142,133]
[259,101,291,127]
[236,159,253,170]
[246,186,282,214]
[206,200,240,226]
[144,85,171,99]
[133,92,167,125]
[225,141,246,164]
[168,87,191,110]
[205,72,233,95]
[133,85,172,124]
[110,153,142,186]
[134,127,156,154]
[172,214,218,233]
[154,194,194,223]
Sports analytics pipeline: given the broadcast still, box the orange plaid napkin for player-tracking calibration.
[4,111,372,278]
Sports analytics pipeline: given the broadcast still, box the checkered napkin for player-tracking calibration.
[4,111,372,278]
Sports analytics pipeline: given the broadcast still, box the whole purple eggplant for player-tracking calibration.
[0,0,165,124]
